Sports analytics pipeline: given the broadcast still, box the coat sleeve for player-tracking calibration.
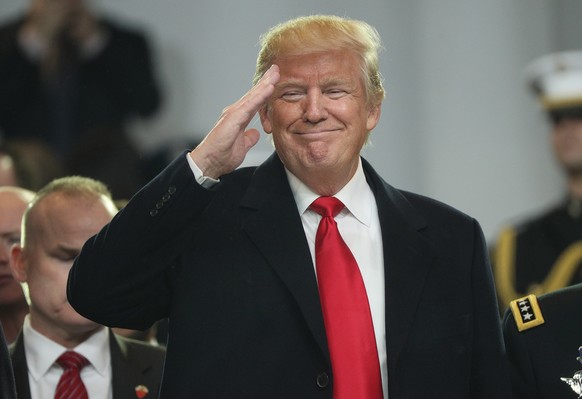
[67,152,214,329]
[502,308,538,399]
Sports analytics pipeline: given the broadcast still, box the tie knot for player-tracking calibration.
[56,351,89,371]
[310,196,345,218]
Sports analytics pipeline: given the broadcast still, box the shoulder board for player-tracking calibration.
[509,294,545,332]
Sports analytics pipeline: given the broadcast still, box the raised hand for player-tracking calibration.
[189,64,280,179]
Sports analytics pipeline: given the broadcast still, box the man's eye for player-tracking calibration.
[326,89,346,98]
[1,236,20,247]
[281,91,303,101]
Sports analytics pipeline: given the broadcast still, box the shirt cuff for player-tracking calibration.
[186,152,220,189]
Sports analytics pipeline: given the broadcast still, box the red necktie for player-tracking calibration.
[311,196,383,399]
[54,351,89,399]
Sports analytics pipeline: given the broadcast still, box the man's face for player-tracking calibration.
[260,49,381,185]
[13,194,113,340]
[0,192,29,309]
[551,118,582,175]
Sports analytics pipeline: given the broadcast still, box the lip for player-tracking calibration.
[295,129,341,136]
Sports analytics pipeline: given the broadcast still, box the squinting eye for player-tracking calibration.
[326,89,346,98]
[281,92,304,101]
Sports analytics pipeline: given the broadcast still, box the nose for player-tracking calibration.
[303,90,328,123]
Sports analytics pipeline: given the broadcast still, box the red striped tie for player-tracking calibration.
[311,196,383,399]
[54,351,89,399]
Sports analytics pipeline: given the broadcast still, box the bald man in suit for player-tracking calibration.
[9,176,165,398]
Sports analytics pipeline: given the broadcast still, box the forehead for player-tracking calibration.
[32,194,114,243]
[0,192,29,232]
[275,49,362,82]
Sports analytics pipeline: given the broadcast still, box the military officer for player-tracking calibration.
[493,50,582,310]
[503,283,582,398]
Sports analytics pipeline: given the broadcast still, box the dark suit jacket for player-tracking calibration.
[68,152,511,398]
[9,329,165,399]
[503,283,582,399]
[0,323,16,399]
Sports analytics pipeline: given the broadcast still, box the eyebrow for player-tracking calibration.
[276,77,353,90]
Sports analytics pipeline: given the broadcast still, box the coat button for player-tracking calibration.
[168,185,176,194]
[162,193,171,202]
[149,209,158,217]
[316,372,329,388]
[156,201,164,209]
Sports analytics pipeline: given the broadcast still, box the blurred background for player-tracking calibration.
[0,0,580,242]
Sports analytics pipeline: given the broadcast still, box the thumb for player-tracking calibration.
[243,129,261,152]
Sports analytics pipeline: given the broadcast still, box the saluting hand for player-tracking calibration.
[189,65,280,179]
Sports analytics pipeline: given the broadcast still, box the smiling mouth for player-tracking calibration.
[297,129,340,136]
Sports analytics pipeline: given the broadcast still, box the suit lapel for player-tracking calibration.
[362,159,434,373]
[240,154,329,359]
[9,334,31,399]
[109,331,154,399]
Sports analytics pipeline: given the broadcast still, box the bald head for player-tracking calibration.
[22,176,117,249]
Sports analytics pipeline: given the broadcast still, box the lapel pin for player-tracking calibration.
[135,385,149,398]
[561,346,582,397]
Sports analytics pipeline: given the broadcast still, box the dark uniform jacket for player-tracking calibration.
[503,284,582,399]
[10,329,166,399]
[493,200,582,310]
[67,152,512,399]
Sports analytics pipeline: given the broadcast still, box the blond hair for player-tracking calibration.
[254,15,385,107]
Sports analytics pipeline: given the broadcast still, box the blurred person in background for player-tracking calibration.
[493,51,582,311]
[0,0,163,199]
[0,186,35,344]
[0,139,64,191]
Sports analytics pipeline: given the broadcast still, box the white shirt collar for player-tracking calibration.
[285,157,373,226]
[22,314,111,381]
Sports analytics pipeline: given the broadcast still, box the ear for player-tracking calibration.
[259,105,273,135]
[366,103,382,131]
[10,245,27,283]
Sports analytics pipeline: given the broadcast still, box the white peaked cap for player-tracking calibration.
[524,50,582,110]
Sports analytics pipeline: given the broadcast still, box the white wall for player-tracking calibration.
[0,0,578,241]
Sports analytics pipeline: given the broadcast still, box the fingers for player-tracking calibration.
[189,65,279,178]
[233,64,280,129]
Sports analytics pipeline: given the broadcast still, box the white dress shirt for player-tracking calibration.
[285,159,388,398]
[22,315,113,399]
[188,153,388,398]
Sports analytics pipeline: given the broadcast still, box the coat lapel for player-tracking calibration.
[109,331,155,399]
[9,334,31,399]
[240,154,329,359]
[362,159,434,374]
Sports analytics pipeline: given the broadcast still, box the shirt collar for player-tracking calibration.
[285,158,374,226]
[23,314,111,381]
